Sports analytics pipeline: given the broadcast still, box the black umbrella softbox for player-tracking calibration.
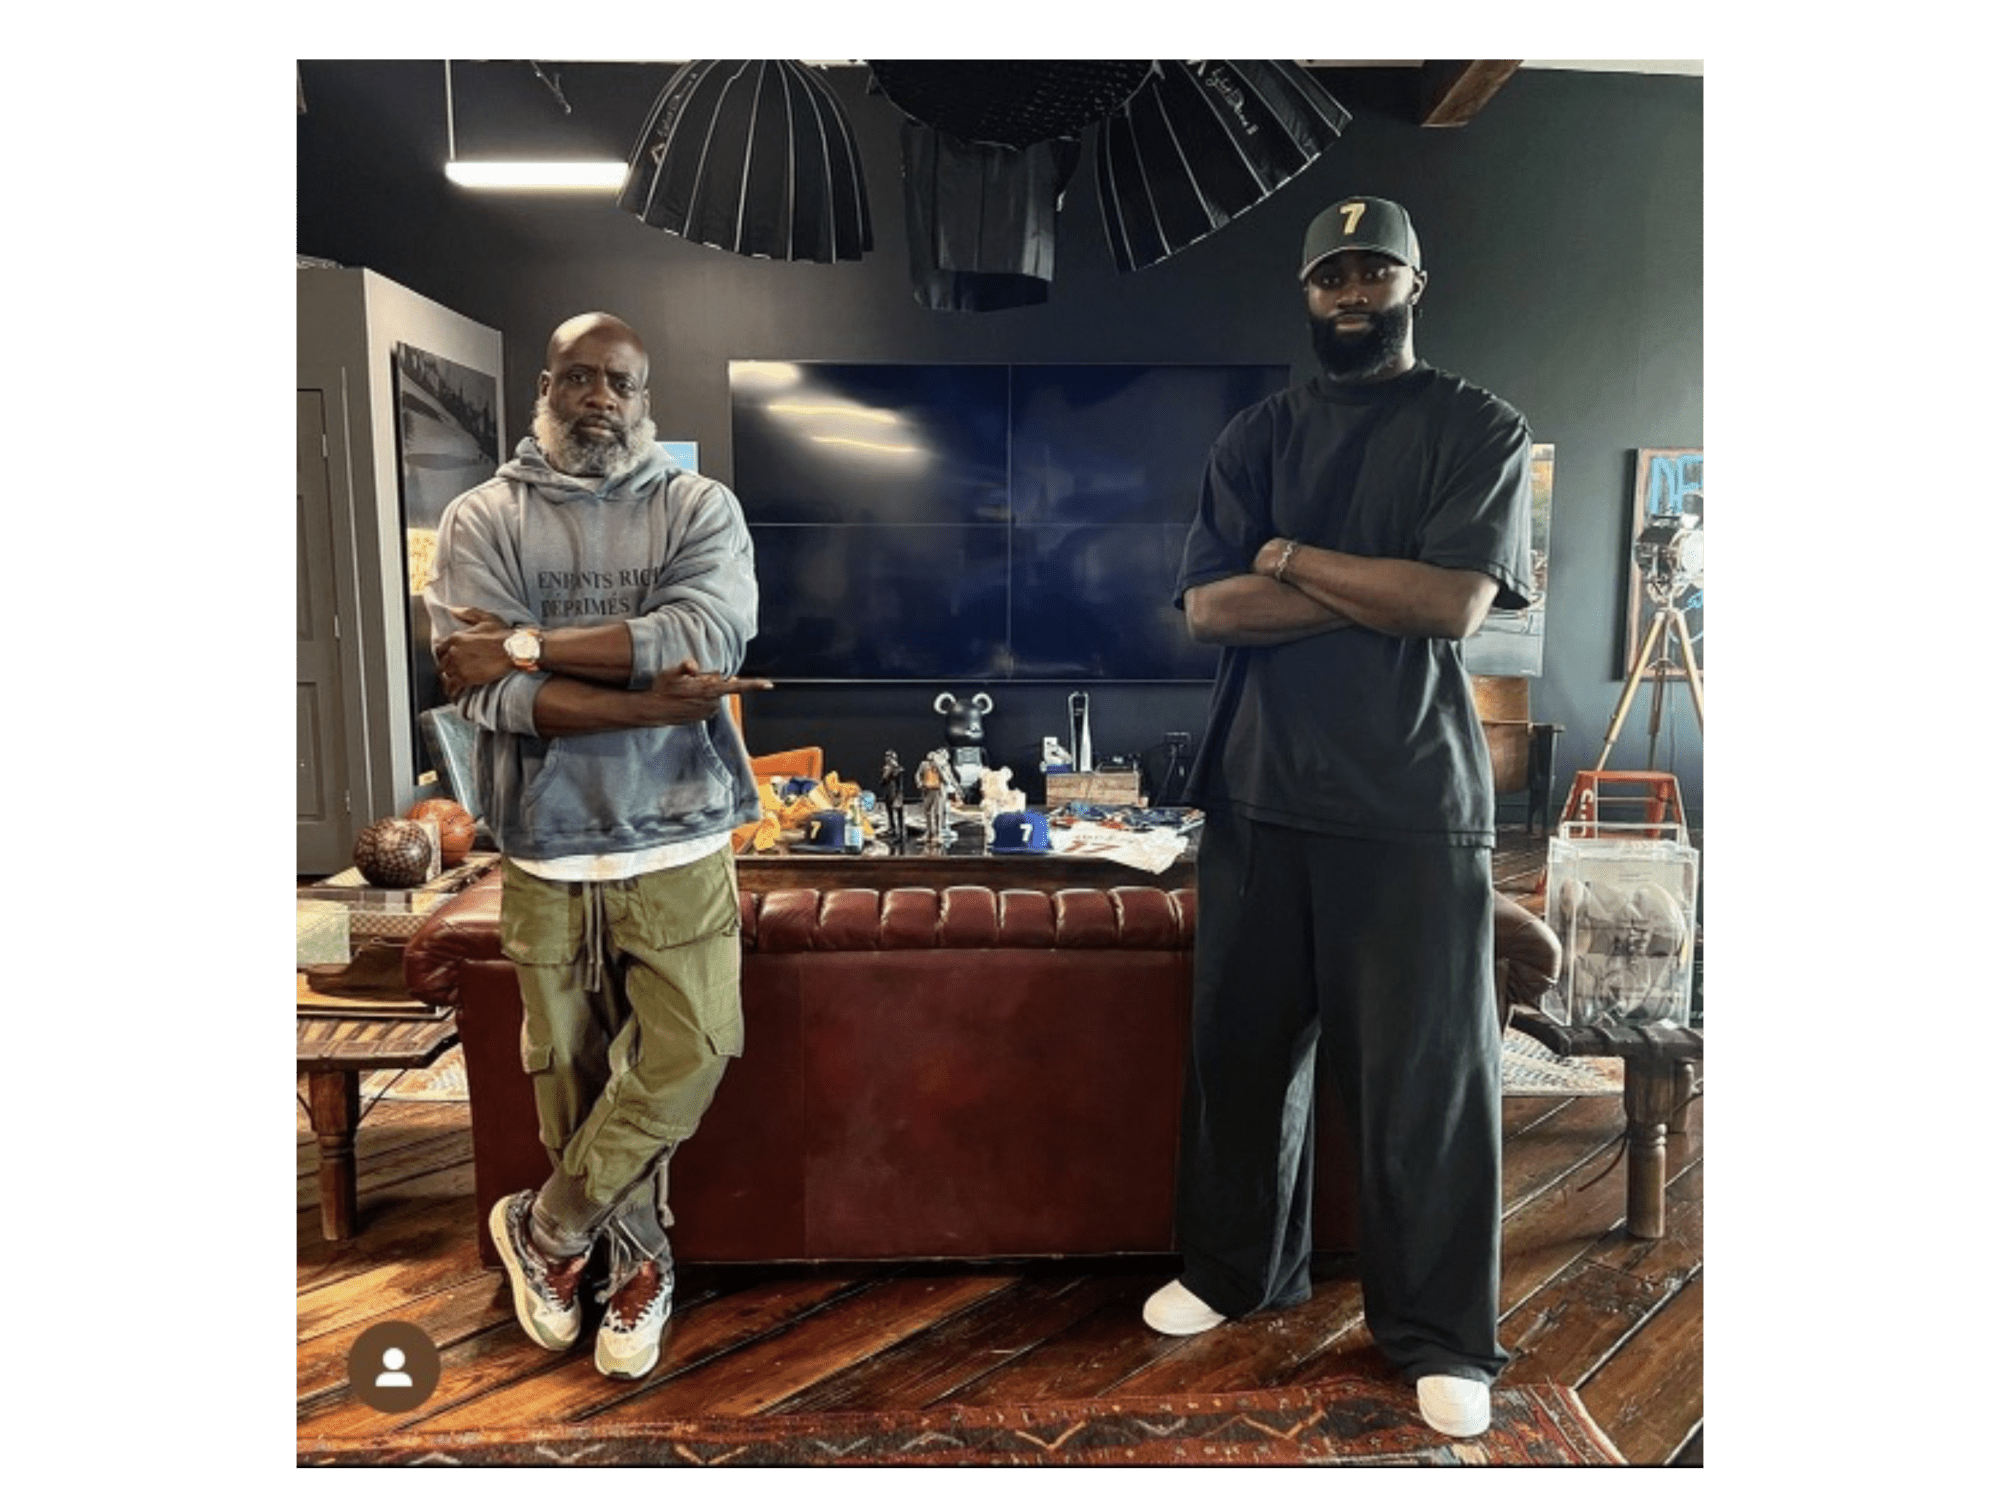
[1096,62,1351,273]
[620,61,873,263]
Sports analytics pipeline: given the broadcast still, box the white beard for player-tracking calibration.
[532,396,657,482]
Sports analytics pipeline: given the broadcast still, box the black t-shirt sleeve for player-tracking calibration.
[1415,404,1537,611]
[1175,418,1267,608]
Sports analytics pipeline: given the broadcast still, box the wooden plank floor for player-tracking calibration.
[297,1078,1702,1464]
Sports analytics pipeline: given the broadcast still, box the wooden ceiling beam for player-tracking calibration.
[1417,61,1523,126]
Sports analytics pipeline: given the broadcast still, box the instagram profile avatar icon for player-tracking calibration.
[347,1320,442,1414]
[376,1348,414,1388]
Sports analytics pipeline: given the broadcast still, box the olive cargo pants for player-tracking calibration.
[499,850,744,1257]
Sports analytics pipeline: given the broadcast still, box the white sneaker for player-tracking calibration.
[1417,1374,1491,1438]
[1142,1279,1227,1335]
[594,1232,674,1381]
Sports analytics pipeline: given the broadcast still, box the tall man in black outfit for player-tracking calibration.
[1145,197,1537,1441]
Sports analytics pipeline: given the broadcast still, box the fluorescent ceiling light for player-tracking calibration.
[444,160,627,190]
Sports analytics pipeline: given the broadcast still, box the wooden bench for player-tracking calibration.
[1510,1010,1702,1240]
[297,1008,458,1240]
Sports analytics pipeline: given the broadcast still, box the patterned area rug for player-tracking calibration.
[360,1029,1619,1105]
[1500,1027,1623,1096]
[363,1049,468,1103]
[298,1376,1623,1467]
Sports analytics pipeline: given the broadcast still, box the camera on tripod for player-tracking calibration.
[1594,508,1705,772]
[1633,511,1703,604]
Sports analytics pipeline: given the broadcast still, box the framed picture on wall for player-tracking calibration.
[1464,442,1555,676]
[392,343,502,775]
[1625,448,1703,679]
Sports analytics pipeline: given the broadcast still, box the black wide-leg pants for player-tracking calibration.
[1174,814,1509,1384]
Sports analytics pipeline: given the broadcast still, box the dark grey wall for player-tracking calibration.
[298,61,1703,820]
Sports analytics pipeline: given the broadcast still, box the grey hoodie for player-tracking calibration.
[424,438,763,862]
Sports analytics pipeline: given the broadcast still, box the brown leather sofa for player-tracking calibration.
[404,874,1559,1268]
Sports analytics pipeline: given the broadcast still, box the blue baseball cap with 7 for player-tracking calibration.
[990,810,1052,854]
[1299,196,1422,281]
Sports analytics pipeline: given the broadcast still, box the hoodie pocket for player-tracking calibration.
[518,726,737,848]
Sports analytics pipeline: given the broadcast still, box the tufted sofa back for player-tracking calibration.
[409,877,1551,1022]
[738,885,1194,954]
[406,879,1196,1007]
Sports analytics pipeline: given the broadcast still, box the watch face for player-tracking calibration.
[507,630,541,664]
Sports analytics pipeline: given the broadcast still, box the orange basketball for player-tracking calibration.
[409,797,476,867]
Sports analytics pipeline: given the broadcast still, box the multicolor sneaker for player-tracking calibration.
[595,1227,675,1380]
[489,1191,587,1351]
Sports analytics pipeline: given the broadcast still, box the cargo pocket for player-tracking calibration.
[702,1003,745,1060]
[517,1019,569,1155]
[629,854,744,1060]
[520,1030,554,1076]
[572,1104,683,1207]
[668,931,745,1062]
[499,861,583,967]
[629,851,740,951]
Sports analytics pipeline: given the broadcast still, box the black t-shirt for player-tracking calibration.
[1174,364,1536,846]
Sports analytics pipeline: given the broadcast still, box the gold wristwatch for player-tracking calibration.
[504,627,544,672]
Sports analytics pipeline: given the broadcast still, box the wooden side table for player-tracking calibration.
[1510,1010,1703,1240]
[297,1009,457,1240]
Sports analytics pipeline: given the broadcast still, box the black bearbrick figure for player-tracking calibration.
[933,691,994,797]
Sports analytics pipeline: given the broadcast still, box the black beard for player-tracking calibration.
[1310,300,1415,380]
[532,396,656,480]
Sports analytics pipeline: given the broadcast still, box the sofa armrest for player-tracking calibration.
[1494,892,1562,1015]
[402,869,507,1009]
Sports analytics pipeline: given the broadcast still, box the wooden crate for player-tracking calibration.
[1044,769,1145,807]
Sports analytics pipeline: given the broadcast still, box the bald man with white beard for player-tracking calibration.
[426,312,772,1380]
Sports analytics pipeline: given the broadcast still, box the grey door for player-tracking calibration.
[298,387,353,873]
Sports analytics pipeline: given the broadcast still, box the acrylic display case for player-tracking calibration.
[1542,822,1700,1029]
[301,853,498,954]
[295,900,351,966]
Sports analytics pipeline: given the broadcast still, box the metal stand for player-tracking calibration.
[1594,602,1704,772]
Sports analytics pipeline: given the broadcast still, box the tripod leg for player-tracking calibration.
[1669,608,1705,730]
[1595,611,1669,771]
[1645,656,1670,769]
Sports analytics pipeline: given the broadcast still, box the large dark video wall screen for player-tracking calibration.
[730,361,1290,681]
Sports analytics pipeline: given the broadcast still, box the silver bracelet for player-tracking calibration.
[1273,539,1300,585]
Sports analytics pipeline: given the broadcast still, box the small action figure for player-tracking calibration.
[917,748,954,846]
[880,751,908,846]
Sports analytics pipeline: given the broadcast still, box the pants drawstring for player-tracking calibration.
[582,880,610,996]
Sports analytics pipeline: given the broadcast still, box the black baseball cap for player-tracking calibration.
[1299,196,1422,281]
